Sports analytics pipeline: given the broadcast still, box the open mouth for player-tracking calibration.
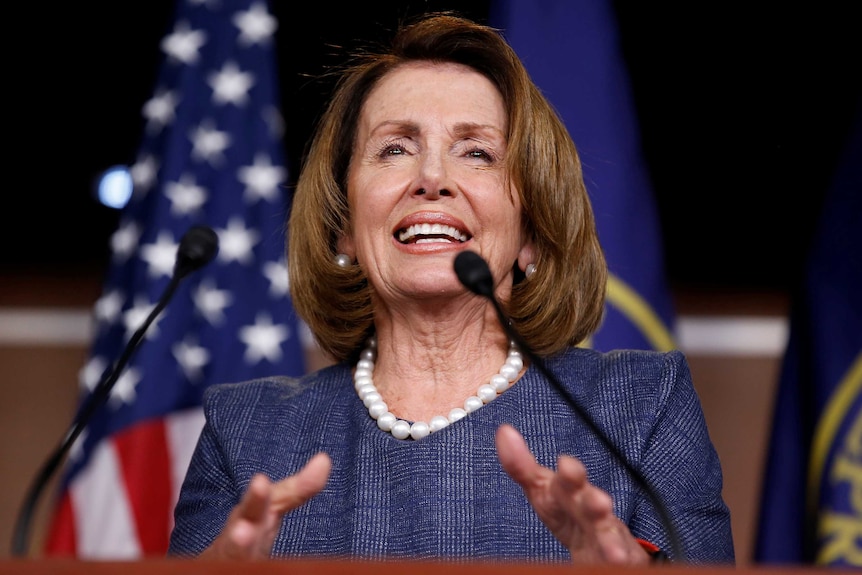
[396,223,470,244]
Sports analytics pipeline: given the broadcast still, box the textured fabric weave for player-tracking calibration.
[169,347,735,564]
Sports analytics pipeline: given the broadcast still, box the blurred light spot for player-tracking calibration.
[97,166,133,209]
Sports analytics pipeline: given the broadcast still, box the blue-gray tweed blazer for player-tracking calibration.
[169,347,735,564]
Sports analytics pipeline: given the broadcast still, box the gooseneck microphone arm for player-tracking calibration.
[10,225,219,558]
[453,250,684,561]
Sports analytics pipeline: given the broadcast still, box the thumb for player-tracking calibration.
[270,452,332,513]
[496,424,542,487]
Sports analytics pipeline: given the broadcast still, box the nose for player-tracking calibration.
[414,187,452,199]
[412,151,454,199]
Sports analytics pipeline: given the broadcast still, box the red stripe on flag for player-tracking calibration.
[113,419,172,555]
[44,489,77,556]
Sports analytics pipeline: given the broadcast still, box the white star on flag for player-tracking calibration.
[239,313,290,364]
[216,217,259,264]
[140,232,180,278]
[143,89,180,133]
[79,357,109,394]
[234,2,277,46]
[208,61,254,106]
[109,368,142,407]
[262,260,289,296]
[173,337,211,382]
[165,174,208,216]
[110,221,142,263]
[94,290,125,325]
[161,20,207,64]
[68,429,88,463]
[122,297,161,342]
[238,153,285,203]
[189,119,231,165]
[192,278,233,325]
[130,154,159,195]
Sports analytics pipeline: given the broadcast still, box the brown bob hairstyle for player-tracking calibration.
[288,12,607,363]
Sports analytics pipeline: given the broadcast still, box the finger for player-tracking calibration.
[553,458,645,564]
[554,455,610,521]
[237,473,274,523]
[594,521,648,565]
[202,474,274,560]
[271,452,332,513]
[495,424,548,487]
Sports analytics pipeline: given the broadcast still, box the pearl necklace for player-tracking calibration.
[353,337,524,440]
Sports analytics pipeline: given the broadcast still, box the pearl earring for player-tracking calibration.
[335,253,352,268]
[525,263,536,278]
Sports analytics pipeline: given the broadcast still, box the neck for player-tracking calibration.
[366,329,515,422]
[353,336,525,440]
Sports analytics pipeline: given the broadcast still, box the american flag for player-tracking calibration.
[44,0,306,558]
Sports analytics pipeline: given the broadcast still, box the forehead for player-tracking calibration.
[360,61,506,126]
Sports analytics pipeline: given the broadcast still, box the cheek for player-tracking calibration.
[484,184,524,229]
[349,165,407,207]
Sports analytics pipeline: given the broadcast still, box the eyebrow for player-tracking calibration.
[368,120,420,138]
[453,122,506,140]
[369,120,505,140]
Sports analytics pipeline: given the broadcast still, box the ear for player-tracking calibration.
[336,233,355,260]
[517,239,536,273]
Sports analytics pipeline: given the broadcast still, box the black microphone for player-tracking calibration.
[10,225,219,557]
[174,224,219,279]
[454,249,684,561]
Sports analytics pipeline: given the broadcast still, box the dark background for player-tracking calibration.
[5,1,860,295]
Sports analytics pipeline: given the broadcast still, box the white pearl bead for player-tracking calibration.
[490,374,509,392]
[360,348,375,360]
[500,363,519,382]
[429,415,450,432]
[391,420,411,440]
[464,396,484,413]
[506,355,524,372]
[357,384,376,399]
[410,421,431,440]
[356,359,374,371]
[477,384,497,403]
[377,412,396,431]
[368,400,388,419]
[363,392,382,407]
[448,407,467,422]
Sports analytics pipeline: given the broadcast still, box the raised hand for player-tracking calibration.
[495,424,651,565]
[199,452,332,560]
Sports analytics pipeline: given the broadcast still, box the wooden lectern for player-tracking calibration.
[0,558,845,575]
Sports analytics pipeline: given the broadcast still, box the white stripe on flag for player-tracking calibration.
[71,438,140,559]
[165,407,206,513]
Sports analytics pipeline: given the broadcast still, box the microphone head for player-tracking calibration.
[174,225,219,279]
[454,250,495,298]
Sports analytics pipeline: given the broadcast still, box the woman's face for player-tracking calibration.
[343,61,533,305]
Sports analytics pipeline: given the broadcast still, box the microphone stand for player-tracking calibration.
[10,225,218,557]
[454,250,684,561]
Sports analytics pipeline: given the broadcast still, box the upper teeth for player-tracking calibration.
[398,223,467,243]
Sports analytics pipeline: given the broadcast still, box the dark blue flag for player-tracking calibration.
[489,0,676,351]
[45,0,306,558]
[754,107,862,566]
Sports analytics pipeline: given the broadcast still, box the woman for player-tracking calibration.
[168,13,734,565]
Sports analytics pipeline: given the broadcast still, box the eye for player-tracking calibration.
[466,147,494,162]
[376,138,409,158]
